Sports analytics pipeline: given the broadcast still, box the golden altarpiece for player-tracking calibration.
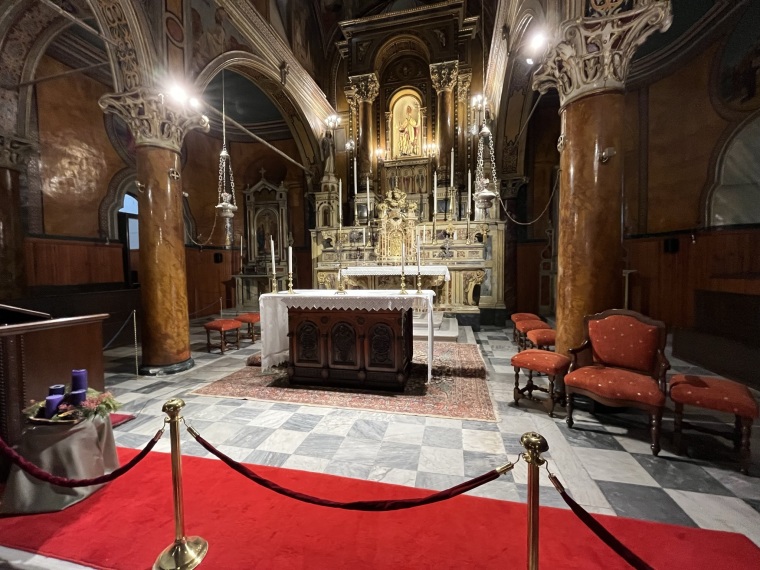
[308,1,506,328]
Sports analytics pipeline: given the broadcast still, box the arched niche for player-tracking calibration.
[388,89,424,159]
[706,113,760,226]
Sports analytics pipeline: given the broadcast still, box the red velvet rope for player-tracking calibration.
[192,432,501,511]
[0,429,163,488]
[550,475,654,570]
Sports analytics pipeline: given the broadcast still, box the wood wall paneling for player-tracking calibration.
[24,238,124,286]
[516,242,545,314]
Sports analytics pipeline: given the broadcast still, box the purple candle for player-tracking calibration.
[45,394,64,419]
[48,384,65,396]
[69,389,87,407]
[71,369,88,393]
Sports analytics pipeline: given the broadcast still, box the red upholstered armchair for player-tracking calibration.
[564,309,670,456]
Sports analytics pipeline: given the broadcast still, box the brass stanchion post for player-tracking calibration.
[154,399,208,570]
[521,432,549,570]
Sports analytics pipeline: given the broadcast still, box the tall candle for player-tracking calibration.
[288,245,292,274]
[366,176,370,222]
[450,147,454,187]
[338,179,342,224]
[71,369,88,392]
[353,157,358,197]
[240,235,243,267]
[467,168,472,216]
[402,242,406,267]
[417,236,421,267]
[434,177,438,216]
[270,236,276,274]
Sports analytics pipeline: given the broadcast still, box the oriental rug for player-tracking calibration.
[193,341,496,421]
[0,448,758,570]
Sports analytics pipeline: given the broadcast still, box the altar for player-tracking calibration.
[260,289,435,390]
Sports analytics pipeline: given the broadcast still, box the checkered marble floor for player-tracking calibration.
[2,322,759,569]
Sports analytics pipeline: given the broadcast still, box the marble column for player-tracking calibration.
[532,1,671,355]
[430,61,459,185]
[0,134,33,301]
[99,88,209,374]
[349,73,379,180]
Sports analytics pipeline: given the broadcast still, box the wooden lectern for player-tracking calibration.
[0,304,108,480]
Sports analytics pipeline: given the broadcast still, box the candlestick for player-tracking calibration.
[338,179,342,224]
[433,171,438,243]
[270,236,276,276]
[270,273,278,293]
[287,271,294,294]
[71,369,88,392]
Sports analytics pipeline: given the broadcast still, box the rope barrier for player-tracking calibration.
[546,466,654,570]
[188,298,225,319]
[0,426,164,488]
[188,425,513,511]
[103,309,136,350]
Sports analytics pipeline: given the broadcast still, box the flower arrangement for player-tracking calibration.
[23,388,122,422]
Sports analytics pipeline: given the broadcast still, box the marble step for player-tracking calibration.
[413,316,460,342]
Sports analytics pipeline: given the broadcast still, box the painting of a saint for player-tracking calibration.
[255,209,278,257]
[190,1,251,74]
[392,95,421,158]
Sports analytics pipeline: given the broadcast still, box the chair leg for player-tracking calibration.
[513,367,522,405]
[740,417,752,476]
[219,330,226,354]
[673,402,684,455]
[566,392,575,428]
[734,415,743,451]
[650,409,662,457]
[545,374,556,417]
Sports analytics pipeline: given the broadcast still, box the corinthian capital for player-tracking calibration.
[457,72,472,105]
[349,74,379,103]
[98,88,209,153]
[0,132,35,171]
[430,61,459,93]
[532,0,672,108]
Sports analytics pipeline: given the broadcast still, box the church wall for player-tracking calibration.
[526,101,560,240]
[35,56,126,238]
[641,42,729,233]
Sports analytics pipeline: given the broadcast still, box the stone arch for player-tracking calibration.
[194,51,319,185]
[374,34,433,75]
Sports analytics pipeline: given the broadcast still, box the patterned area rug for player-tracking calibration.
[193,342,496,421]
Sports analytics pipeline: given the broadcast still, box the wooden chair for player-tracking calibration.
[564,309,670,456]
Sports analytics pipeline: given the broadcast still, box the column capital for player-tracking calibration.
[349,73,379,103]
[532,1,672,108]
[457,72,472,104]
[0,132,35,171]
[98,88,209,154]
[430,61,459,93]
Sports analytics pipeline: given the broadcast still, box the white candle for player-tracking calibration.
[366,176,370,222]
[467,168,472,216]
[353,157,358,197]
[433,171,437,220]
[240,235,243,270]
[417,236,421,267]
[402,242,406,267]
[288,245,292,274]
[270,236,276,275]
[450,148,454,187]
[338,179,342,224]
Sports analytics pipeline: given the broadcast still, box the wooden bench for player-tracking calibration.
[203,319,242,354]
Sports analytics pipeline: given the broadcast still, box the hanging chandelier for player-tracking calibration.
[215,71,237,248]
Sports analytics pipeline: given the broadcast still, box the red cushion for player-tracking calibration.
[234,313,261,324]
[670,375,759,418]
[565,365,665,407]
[588,315,660,374]
[511,313,540,323]
[516,320,552,334]
[527,329,556,346]
[511,349,570,376]
[203,319,242,332]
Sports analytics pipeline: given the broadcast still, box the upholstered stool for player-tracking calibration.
[670,374,758,474]
[526,328,556,350]
[511,349,571,416]
[233,312,261,342]
[515,319,552,351]
[510,313,541,343]
[203,319,241,354]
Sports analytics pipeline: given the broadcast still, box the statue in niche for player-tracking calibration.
[320,131,335,176]
[397,104,419,156]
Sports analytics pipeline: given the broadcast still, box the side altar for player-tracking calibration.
[309,184,505,329]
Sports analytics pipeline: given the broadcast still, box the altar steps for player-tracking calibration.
[413,312,468,343]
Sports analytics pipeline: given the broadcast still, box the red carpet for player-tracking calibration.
[0,448,758,570]
[109,413,135,428]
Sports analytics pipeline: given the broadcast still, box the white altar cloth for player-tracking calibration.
[340,265,450,281]
[260,289,436,380]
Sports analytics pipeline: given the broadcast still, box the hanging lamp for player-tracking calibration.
[215,70,238,248]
